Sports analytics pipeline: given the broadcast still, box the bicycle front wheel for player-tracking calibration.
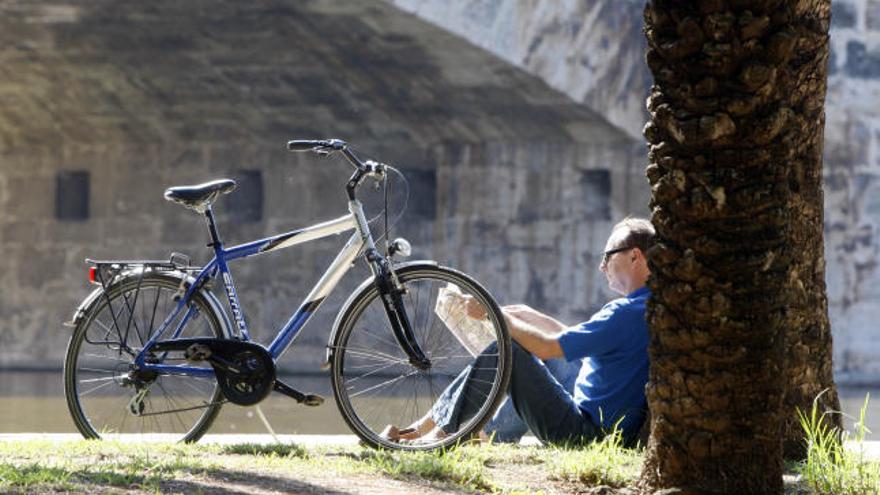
[331,264,511,450]
[64,273,227,443]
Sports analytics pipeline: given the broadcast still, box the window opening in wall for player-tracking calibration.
[226,169,263,224]
[581,169,611,221]
[56,170,90,221]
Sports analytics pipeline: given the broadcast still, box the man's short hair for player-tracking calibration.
[612,217,655,254]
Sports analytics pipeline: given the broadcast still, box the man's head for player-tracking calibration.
[600,217,654,295]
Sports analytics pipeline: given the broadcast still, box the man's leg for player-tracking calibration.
[506,344,599,445]
[482,356,583,443]
[481,397,529,443]
[433,342,600,446]
[430,341,502,433]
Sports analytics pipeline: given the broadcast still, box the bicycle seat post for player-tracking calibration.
[203,206,224,250]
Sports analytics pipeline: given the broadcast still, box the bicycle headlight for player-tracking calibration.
[389,238,411,258]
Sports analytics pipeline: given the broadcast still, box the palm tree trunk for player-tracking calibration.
[779,1,841,455]
[639,0,833,492]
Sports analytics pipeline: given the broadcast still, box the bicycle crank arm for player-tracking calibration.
[273,379,324,406]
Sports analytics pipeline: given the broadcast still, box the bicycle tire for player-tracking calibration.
[330,264,512,450]
[64,272,227,443]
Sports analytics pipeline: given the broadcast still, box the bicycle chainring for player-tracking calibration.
[217,348,276,406]
[151,337,277,406]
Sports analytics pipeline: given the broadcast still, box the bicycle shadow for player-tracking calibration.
[64,466,354,495]
[162,467,353,495]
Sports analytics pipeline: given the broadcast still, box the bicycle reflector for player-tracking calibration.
[88,266,97,285]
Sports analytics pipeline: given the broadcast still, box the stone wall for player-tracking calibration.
[391,0,880,381]
[0,139,642,371]
[0,0,647,372]
[389,0,650,141]
[823,0,880,383]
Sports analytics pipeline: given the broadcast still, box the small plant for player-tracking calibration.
[221,442,308,458]
[362,445,494,492]
[546,424,642,488]
[0,463,74,492]
[796,392,880,495]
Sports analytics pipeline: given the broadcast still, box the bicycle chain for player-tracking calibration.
[135,398,228,417]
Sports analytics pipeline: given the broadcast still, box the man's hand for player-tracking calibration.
[458,298,566,360]
[461,295,489,320]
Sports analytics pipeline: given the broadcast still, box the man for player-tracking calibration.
[386,217,653,446]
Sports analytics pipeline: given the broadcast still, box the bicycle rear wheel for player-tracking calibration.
[64,273,227,443]
[330,264,511,450]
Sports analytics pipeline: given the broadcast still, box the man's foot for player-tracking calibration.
[378,425,422,442]
[379,415,437,443]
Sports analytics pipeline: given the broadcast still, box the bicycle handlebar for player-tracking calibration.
[287,138,370,172]
[287,138,388,200]
[287,139,347,153]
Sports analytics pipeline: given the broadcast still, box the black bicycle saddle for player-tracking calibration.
[164,179,237,212]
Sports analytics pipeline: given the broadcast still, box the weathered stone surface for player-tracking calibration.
[392,0,880,383]
[833,1,859,28]
[845,40,880,78]
[389,0,650,141]
[0,0,645,371]
[868,0,880,30]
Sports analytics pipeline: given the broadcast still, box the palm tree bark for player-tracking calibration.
[779,0,840,456]
[639,0,835,492]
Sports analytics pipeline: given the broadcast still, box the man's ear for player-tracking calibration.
[632,248,644,263]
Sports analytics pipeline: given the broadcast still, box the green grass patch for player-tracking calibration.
[797,392,880,495]
[0,463,75,491]
[545,428,642,488]
[221,442,308,458]
[359,445,494,492]
[0,439,219,493]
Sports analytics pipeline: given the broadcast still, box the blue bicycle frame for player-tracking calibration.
[134,205,372,379]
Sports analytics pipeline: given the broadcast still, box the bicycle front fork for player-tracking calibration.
[368,250,431,370]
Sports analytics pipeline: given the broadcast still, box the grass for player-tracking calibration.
[0,436,643,494]
[360,445,495,492]
[2,407,876,495]
[0,440,220,493]
[220,442,308,458]
[544,428,642,488]
[0,463,74,491]
[796,392,880,495]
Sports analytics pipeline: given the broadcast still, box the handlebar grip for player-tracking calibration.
[287,140,324,152]
[287,138,347,153]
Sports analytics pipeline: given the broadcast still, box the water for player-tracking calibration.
[0,371,876,439]
[0,371,351,435]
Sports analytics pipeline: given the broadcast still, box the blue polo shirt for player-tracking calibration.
[557,286,650,440]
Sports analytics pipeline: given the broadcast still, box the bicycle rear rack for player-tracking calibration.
[85,252,202,287]
[64,253,204,330]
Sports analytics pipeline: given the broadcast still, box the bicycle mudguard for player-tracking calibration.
[324,260,438,367]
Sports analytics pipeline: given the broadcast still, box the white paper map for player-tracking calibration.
[434,283,495,356]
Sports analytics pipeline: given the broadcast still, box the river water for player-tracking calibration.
[0,371,876,439]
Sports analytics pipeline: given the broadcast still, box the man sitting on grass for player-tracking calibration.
[384,217,653,447]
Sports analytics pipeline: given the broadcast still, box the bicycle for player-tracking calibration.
[62,139,512,450]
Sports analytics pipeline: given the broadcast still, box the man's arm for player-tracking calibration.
[463,299,567,360]
[502,305,565,360]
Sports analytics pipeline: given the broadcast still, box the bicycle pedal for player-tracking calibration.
[273,379,322,406]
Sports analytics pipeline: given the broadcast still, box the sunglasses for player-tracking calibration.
[602,246,634,265]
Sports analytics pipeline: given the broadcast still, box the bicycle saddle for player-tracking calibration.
[164,179,237,213]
